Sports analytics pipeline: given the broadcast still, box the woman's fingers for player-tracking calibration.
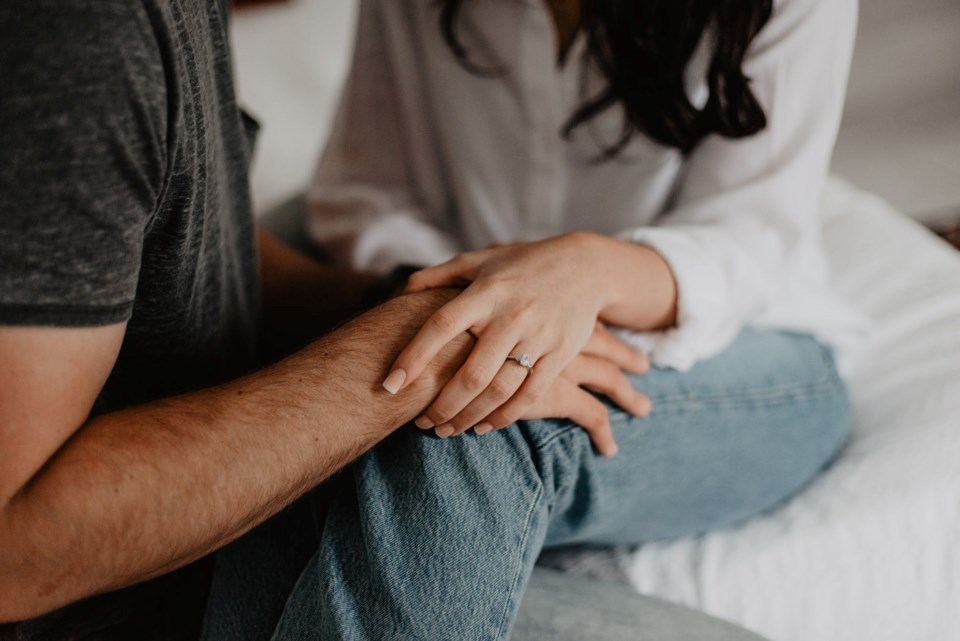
[582,323,650,376]
[415,324,525,430]
[482,352,566,430]
[533,380,619,457]
[383,293,485,394]
[437,361,529,437]
[468,375,620,458]
[565,388,619,457]
[568,355,652,418]
[403,252,484,294]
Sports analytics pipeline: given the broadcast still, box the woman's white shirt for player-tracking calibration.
[307,0,867,373]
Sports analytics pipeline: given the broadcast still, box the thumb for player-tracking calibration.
[404,253,482,293]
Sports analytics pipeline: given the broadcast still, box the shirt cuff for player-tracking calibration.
[613,227,739,371]
[348,214,461,275]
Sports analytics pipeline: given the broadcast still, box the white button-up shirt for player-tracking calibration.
[308,0,866,372]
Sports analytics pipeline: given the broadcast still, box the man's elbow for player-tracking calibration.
[0,593,33,625]
[0,524,59,624]
[0,571,40,624]
[0,563,67,624]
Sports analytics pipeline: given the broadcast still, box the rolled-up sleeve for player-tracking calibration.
[616,0,858,370]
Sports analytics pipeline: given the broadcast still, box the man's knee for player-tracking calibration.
[358,423,544,493]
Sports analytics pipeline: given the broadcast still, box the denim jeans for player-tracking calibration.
[202,328,849,641]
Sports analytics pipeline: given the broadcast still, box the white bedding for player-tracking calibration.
[233,4,960,638]
[624,180,960,641]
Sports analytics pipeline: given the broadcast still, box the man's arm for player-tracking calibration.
[0,290,469,623]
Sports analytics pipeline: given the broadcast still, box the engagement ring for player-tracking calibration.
[508,353,534,371]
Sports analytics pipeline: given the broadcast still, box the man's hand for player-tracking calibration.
[0,289,469,623]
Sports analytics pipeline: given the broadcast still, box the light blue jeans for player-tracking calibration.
[203,328,849,641]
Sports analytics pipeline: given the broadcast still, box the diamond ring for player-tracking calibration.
[508,353,534,371]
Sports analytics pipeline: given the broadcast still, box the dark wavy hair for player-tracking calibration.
[437,0,773,157]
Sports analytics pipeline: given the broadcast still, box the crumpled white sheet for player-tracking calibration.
[620,179,960,641]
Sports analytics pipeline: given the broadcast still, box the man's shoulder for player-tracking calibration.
[0,0,168,103]
[1,0,159,50]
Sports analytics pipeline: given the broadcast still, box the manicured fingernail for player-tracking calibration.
[435,424,455,439]
[414,415,435,429]
[474,422,494,435]
[606,444,620,458]
[382,369,407,394]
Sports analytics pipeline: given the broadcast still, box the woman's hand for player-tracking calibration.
[379,233,655,455]
[423,323,653,457]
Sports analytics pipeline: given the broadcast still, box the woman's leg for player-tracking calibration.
[538,329,850,547]
[212,329,848,641]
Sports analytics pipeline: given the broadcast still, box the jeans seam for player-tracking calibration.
[493,478,544,641]
[644,378,843,414]
[530,369,844,452]
[629,341,841,405]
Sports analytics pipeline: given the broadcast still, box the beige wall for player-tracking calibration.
[832,0,960,222]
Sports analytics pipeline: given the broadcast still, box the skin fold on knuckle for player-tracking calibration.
[426,403,455,425]
[428,306,463,337]
[460,364,493,392]
[511,388,540,414]
[417,333,474,393]
[587,404,610,431]
[488,374,519,400]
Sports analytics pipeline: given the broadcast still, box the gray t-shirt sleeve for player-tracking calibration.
[0,1,167,326]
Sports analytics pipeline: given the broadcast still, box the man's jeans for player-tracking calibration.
[203,328,849,641]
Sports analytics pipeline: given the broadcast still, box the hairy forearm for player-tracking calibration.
[0,291,468,622]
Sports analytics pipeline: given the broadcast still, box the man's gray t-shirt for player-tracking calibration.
[0,0,259,635]
[0,0,260,414]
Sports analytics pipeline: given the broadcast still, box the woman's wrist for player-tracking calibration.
[563,231,615,311]
[576,232,678,332]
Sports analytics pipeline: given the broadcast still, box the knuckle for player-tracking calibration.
[429,403,455,424]
[588,406,609,428]
[555,336,575,355]
[515,388,541,408]
[507,300,536,324]
[597,361,620,380]
[488,375,517,400]
[471,278,498,296]
[430,310,457,333]
[405,345,430,368]
[461,365,491,391]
